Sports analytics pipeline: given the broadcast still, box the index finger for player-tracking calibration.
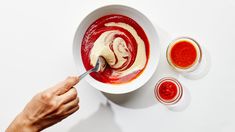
[52,76,79,95]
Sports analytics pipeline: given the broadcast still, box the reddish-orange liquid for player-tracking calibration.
[158,81,178,101]
[170,41,197,68]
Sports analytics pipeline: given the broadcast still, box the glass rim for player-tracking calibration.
[154,77,183,105]
[166,37,202,72]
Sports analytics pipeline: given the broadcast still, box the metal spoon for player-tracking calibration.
[79,57,106,80]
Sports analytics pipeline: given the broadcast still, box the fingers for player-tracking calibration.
[52,76,79,95]
[62,97,79,113]
[64,105,79,116]
[57,105,80,121]
[52,97,79,117]
[59,87,78,104]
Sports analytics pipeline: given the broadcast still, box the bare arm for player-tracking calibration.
[6,76,80,132]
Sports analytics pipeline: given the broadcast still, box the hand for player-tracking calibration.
[6,76,80,132]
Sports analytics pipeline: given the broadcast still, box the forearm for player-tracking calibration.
[6,76,79,132]
[6,113,38,132]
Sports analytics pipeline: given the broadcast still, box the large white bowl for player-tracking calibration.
[73,4,160,94]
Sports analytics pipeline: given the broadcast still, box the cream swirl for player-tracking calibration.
[89,22,147,77]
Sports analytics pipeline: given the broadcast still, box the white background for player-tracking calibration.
[0,0,235,131]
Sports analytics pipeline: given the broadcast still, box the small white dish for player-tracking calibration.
[73,4,160,94]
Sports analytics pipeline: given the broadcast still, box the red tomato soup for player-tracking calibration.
[155,78,183,104]
[167,38,201,70]
[81,14,150,84]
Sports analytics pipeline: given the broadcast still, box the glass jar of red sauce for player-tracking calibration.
[154,77,183,105]
[166,37,202,72]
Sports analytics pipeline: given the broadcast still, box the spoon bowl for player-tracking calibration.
[79,57,106,80]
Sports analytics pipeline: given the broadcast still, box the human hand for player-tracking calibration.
[6,76,80,132]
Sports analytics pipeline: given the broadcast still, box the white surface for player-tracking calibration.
[73,4,160,94]
[0,0,235,132]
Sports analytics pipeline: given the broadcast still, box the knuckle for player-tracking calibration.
[54,110,62,117]
[57,106,68,116]
[56,106,64,114]
[73,106,80,113]
[40,92,52,101]
[48,100,59,108]
[64,81,73,89]
[75,97,79,104]
[40,93,59,108]
[71,88,78,98]
[64,76,79,89]
[63,83,70,91]
[66,76,76,84]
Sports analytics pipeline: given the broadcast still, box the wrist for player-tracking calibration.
[6,113,39,132]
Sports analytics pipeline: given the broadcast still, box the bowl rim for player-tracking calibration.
[73,4,160,94]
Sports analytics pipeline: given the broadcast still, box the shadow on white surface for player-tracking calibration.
[69,102,122,132]
[167,85,192,112]
[182,47,212,80]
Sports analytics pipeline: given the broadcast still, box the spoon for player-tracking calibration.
[79,56,106,80]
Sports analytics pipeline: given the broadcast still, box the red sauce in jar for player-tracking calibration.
[170,40,197,68]
[81,14,150,84]
[155,78,183,104]
[158,81,177,100]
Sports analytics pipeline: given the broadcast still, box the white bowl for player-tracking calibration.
[73,4,160,94]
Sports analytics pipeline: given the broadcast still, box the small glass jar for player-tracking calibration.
[154,77,183,105]
[166,37,202,73]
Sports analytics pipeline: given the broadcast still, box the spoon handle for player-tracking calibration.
[78,68,94,80]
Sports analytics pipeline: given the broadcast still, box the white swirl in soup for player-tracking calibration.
[81,14,150,84]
